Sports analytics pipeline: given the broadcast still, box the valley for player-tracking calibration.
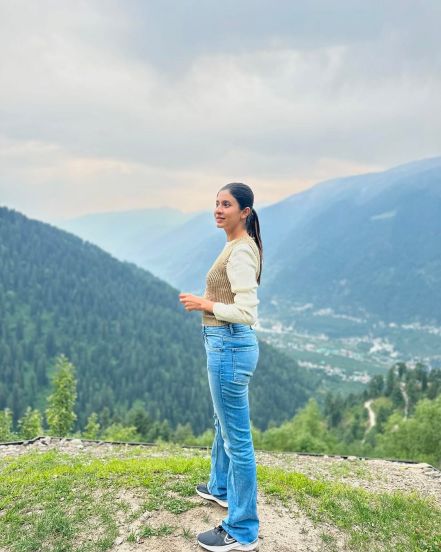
[256,300,441,395]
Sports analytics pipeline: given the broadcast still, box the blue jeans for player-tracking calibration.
[202,322,259,545]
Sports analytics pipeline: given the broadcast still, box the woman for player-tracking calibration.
[179,182,263,552]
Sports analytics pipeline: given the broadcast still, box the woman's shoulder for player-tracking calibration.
[228,237,260,265]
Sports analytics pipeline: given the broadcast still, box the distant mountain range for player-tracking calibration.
[55,156,441,326]
[54,207,198,264]
[51,156,441,382]
[0,207,315,432]
[261,156,441,325]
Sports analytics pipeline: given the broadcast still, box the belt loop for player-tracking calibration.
[228,323,233,335]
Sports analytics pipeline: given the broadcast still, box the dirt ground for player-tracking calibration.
[1,437,440,551]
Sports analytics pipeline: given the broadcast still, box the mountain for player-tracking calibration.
[252,156,441,382]
[0,206,315,433]
[261,156,441,325]
[54,208,223,293]
[45,156,441,384]
[54,207,198,265]
[57,157,441,326]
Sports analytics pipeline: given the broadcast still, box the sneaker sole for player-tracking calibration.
[196,487,228,508]
[197,538,259,551]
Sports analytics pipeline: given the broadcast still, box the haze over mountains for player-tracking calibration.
[56,208,198,266]
[56,156,441,325]
[53,156,441,382]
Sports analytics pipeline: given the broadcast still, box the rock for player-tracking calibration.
[70,439,83,447]
[414,462,432,469]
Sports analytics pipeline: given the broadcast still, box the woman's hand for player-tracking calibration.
[179,293,214,313]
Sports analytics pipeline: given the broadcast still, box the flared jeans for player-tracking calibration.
[202,322,259,545]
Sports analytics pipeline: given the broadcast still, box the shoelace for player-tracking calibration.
[214,525,237,544]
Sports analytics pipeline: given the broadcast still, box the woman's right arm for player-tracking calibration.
[212,243,260,325]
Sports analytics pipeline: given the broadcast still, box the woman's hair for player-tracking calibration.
[218,182,263,284]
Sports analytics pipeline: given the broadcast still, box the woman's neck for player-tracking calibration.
[226,232,249,242]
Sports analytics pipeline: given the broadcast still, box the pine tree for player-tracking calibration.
[0,408,17,442]
[45,355,78,437]
[102,423,140,442]
[17,407,43,440]
[83,412,101,440]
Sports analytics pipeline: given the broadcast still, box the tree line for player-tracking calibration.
[1,354,440,468]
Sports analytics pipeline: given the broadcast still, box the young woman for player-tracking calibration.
[179,182,263,552]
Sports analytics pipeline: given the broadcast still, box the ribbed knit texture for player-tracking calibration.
[202,235,261,326]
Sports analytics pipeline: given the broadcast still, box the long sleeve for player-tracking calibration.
[212,243,260,325]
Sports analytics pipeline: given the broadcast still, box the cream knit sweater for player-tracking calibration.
[202,235,260,326]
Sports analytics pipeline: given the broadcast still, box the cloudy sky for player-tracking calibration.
[1,0,440,222]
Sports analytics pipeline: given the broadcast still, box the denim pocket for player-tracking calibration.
[232,342,259,384]
[204,333,224,352]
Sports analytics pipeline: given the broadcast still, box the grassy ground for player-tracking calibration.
[0,446,440,552]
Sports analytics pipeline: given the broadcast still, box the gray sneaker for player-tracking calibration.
[197,524,259,551]
[196,484,228,508]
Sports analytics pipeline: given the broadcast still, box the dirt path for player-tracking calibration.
[364,399,376,432]
[400,381,410,418]
[110,488,341,552]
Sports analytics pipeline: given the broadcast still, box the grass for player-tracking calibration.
[0,447,440,552]
[138,524,175,537]
[258,466,441,552]
[326,458,373,481]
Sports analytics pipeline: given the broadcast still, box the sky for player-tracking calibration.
[0,0,440,222]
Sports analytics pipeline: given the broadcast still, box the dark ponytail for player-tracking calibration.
[219,183,263,284]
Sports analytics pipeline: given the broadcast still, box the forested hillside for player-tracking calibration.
[324,362,441,453]
[0,206,315,433]
[250,361,441,467]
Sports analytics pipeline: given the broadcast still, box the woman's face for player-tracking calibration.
[214,190,249,231]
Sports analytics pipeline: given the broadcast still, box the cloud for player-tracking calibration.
[0,1,440,219]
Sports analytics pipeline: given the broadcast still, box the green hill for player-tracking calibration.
[0,206,315,434]
[0,440,440,552]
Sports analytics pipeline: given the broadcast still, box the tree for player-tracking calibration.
[261,399,337,453]
[126,402,152,439]
[17,407,43,439]
[385,367,396,396]
[45,355,78,437]
[102,423,140,442]
[173,422,195,444]
[83,412,101,440]
[368,375,384,398]
[0,408,17,442]
[377,395,441,467]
